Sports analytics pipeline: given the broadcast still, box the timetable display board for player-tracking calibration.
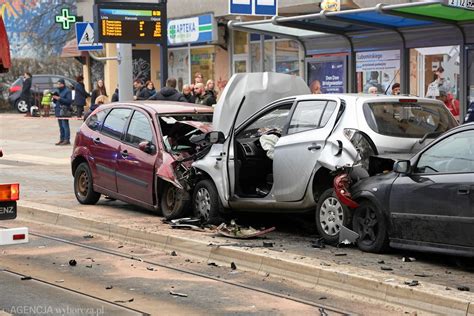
[93,2,167,44]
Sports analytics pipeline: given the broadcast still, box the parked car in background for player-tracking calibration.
[188,72,458,243]
[71,101,213,219]
[342,123,474,257]
[8,74,77,113]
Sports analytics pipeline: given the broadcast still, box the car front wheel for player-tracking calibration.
[161,183,190,220]
[352,200,389,253]
[316,188,350,245]
[15,99,28,113]
[193,180,224,224]
[74,163,101,204]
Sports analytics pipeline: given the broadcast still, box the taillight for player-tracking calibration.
[334,174,359,208]
[398,99,417,103]
[9,85,21,93]
[0,183,20,201]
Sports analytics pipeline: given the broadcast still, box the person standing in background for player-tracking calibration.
[90,79,107,105]
[182,84,195,104]
[52,79,73,146]
[73,75,89,118]
[137,81,156,100]
[391,83,401,95]
[21,72,33,116]
[310,80,322,94]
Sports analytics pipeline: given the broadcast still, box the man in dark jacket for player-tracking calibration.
[182,84,195,104]
[52,79,73,145]
[194,83,216,106]
[73,75,89,118]
[148,78,186,102]
[20,72,33,116]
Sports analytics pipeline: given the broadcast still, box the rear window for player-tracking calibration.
[363,102,458,138]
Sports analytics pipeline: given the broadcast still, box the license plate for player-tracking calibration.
[0,201,17,220]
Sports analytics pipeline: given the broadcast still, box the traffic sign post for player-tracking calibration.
[229,0,278,16]
[75,22,104,51]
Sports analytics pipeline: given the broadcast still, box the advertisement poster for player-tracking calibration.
[168,49,189,91]
[307,59,345,93]
[356,50,400,93]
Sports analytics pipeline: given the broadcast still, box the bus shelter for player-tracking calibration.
[229,0,474,118]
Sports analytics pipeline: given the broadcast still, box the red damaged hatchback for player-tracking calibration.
[71,101,213,219]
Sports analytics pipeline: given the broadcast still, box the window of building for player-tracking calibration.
[191,46,215,84]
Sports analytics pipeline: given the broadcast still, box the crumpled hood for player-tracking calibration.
[213,72,310,137]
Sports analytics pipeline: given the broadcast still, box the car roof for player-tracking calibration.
[294,94,439,103]
[102,101,214,114]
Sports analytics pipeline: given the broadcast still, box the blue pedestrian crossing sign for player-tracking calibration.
[75,22,103,51]
[229,0,278,16]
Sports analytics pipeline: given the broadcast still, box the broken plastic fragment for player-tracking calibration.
[114,298,134,303]
[338,226,359,245]
[457,286,470,292]
[215,222,275,239]
[69,259,77,266]
[170,291,188,297]
[404,280,419,287]
[231,262,237,270]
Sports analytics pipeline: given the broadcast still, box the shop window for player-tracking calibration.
[356,50,401,95]
[276,41,299,76]
[168,49,189,91]
[191,47,215,84]
[233,31,248,55]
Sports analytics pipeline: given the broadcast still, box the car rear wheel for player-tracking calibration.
[160,184,190,220]
[15,99,28,113]
[193,180,224,224]
[316,188,350,245]
[74,163,101,205]
[352,200,389,253]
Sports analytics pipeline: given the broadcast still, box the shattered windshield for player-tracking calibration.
[363,102,457,138]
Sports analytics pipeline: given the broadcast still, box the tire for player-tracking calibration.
[352,200,389,253]
[160,183,190,220]
[315,188,350,245]
[74,163,101,205]
[193,180,224,224]
[15,99,28,113]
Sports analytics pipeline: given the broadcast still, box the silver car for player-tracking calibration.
[189,72,458,242]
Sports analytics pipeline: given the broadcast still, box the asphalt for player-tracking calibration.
[1,113,474,315]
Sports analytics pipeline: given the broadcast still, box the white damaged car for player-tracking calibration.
[188,72,458,243]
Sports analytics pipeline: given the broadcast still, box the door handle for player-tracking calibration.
[93,137,101,144]
[307,144,321,151]
[458,186,470,195]
[121,150,129,158]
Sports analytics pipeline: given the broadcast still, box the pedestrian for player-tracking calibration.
[20,72,33,116]
[194,83,216,106]
[40,89,52,117]
[426,66,452,98]
[391,83,401,95]
[205,79,217,102]
[194,72,204,85]
[364,71,384,94]
[90,79,107,105]
[182,84,195,104]
[73,75,89,118]
[436,89,459,121]
[368,86,378,94]
[84,95,109,121]
[137,80,156,100]
[310,80,322,94]
[148,77,186,102]
[111,85,119,102]
[52,79,73,146]
[133,79,144,100]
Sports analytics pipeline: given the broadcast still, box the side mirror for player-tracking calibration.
[393,160,410,174]
[208,131,225,144]
[138,141,156,154]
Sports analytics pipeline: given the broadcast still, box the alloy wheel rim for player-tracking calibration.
[319,197,344,236]
[195,188,211,220]
[357,206,378,245]
[17,100,28,112]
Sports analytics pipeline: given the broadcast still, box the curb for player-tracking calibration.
[18,202,474,315]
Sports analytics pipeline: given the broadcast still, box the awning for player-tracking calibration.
[61,38,88,58]
[229,1,474,50]
[0,16,11,73]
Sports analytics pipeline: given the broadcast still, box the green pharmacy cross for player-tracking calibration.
[55,8,77,30]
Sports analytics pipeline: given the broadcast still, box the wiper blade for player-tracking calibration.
[419,131,443,144]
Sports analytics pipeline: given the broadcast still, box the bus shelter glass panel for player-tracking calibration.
[276,40,299,76]
[410,46,460,120]
[356,50,400,95]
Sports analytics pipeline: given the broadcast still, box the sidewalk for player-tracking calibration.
[18,200,474,316]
